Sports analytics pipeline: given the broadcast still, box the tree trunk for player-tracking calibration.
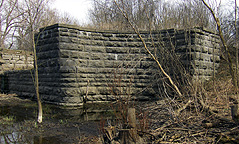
[32,27,42,123]
[235,0,238,88]
[119,108,141,144]
[230,97,239,123]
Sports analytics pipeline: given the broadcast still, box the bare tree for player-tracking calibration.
[89,0,212,31]
[201,0,238,87]
[89,0,160,30]
[0,0,23,49]
[16,1,79,51]
[18,0,52,123]
[12,0,80,123]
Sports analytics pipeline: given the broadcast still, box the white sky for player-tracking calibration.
[51,0,234,25]
[51,0,93,24]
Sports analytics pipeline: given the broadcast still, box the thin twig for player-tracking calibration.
[114,0,182,97]
[201,0,236,86]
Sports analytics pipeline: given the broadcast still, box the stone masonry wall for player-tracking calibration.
[0,50,33,74]
[0,50,33,93]
[4,24,220,106]
[175,28,221,80]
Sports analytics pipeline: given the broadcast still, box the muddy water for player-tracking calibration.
[0,96,114,143]
[1,100,113,122]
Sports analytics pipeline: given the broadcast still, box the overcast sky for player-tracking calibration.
[51,0,92,24]
[51,0,235,25]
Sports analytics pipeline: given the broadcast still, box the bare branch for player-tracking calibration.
[114,0,182,97]
[202,0,237,86]
[0,0,5,9]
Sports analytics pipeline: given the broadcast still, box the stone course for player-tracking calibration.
[2,24,220,106]
[0,50,33,93]
[0,50,33,73]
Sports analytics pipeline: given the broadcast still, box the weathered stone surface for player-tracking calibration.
[0,50,33,73]
[1,24,221,106]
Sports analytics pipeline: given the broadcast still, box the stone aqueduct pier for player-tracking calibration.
[2,24,220,106]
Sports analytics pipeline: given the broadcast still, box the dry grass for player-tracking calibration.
[143,63,239,143]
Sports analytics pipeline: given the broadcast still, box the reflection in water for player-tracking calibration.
[0,132,32,144]
[1,132,65,144]
[0,101,113,143]
[0,101,113,122]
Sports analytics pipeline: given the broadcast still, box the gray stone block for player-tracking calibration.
[2,24,221,106]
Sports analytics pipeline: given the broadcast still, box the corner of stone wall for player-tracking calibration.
[189,27,221,81]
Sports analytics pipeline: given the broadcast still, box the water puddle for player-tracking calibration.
[1,132,66,144]
[0,97,114,143]
[33,136,63,144]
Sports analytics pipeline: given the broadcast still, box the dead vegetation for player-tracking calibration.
[97,63,239,143]
[93,0,239,143]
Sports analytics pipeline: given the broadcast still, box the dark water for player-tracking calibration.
[0,99,114,144]
[1,132,68,144]
[1,101,113,122]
